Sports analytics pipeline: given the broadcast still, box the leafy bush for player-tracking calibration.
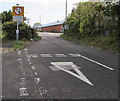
[2,21,39,40]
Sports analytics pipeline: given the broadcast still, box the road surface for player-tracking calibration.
[2,32,118,100]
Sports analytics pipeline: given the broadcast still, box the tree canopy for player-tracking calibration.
[64,1,120,38]
[0,10,12,23]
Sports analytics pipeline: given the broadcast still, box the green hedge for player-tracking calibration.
[2,22,38,40]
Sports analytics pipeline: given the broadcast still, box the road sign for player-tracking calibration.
[12,6,24,41]
[13,16,24,22]
[12,6,24,16]
[18,22,22,25]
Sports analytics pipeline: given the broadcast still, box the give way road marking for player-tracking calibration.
[50,62,93,86]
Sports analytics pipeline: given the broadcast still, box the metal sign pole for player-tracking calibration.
[16,22,19,41]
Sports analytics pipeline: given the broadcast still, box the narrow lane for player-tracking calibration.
[2,32,118,99]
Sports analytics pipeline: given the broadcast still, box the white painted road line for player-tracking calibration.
[35,72,38,76]
[18,58,22,61]
[76,54,114,71]
[28,58,31,62]
[40,53,113,70]
[50,62,93,86]
[49,65,81,71]
[20,78,25,81]
[38,87,47,96]
[24,48,28,51]
[28,54,38,58]
[35,78,40,84]
[31,66,36,70]
[69,54,81,57]
[18,50,21,56]
[55,54,67,57]
[40,54,52,57]
[51,62,73,65]
[19,87,28,97]
[49,66,60,71]
[72,64,93,86]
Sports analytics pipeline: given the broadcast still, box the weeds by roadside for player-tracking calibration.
[60,34,119,53]
[13,41,28,50]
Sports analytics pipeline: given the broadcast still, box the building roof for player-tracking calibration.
[41,20,64,28]
[88,0,119,2]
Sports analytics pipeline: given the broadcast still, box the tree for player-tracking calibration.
[33,22,41,29]
[65,2,104,38]
[34,22,41,25]
[0,10,12,23]
[104,1,120,35]
[2,22,38,40]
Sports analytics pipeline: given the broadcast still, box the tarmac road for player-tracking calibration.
[2,32,118,100]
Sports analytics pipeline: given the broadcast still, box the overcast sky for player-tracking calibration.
[0,0,88,26]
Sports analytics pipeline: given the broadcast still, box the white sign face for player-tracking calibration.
[13,16,23,22]
[50,62,93,86]
[15,8,22,15]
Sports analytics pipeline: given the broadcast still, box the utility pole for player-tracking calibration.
[39,15,42,31]
[64,0,68,31]
[39,15,41,25]
[65,0,67,20]
[99,0,101,35]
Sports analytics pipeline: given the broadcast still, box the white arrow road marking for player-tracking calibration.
[50,62,93,86]
[69,54,114,71]
[49,65,81,71]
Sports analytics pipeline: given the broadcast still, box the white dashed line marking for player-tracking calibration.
[39,53,113,70]
[24,48,28,51]
[38,87,47,96]
[19,66,23,68]
[55,54,67,57]
[31,66,36,70]
[28,58,31,62]
[18,58,22,61]
[20,61,23,64]
[28,54,37,58]
[40,54,52,57]
[35,78,40,84]
[19,87,29,97]
[29,62,32,65]
[18,50,21,55]
[23,72,26,75]
[21,78,25,81]
[69,54,81,57]
[35,72,38,76]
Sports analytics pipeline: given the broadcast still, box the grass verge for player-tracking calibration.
[13,41,28,51]
[60,34,119,53]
